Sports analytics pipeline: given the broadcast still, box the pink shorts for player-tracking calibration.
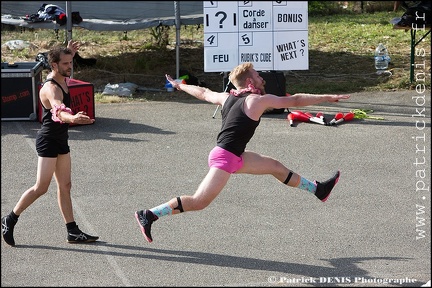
[208,146,243,174]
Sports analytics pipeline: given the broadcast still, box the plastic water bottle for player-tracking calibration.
[374,43,390,74]
[165,80,174,92]
[165,79,185,92]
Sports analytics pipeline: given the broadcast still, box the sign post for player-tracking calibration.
[204,1,308,72]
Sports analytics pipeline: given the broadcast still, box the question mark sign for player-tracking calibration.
[215,11,227,28]
[300,49,304,56]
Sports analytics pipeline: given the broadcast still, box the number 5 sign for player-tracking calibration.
[204,1,309,72]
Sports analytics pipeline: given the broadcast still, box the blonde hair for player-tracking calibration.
[228,62,254,89]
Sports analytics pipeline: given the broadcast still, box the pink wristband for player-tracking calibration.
[51,104,73,123]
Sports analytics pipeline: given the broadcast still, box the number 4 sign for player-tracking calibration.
[204,1,309,72]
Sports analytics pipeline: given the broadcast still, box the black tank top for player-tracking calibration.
[38,78,70,140]
[216,93,260,156]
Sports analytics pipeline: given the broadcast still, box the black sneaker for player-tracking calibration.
[315,171,340,202]
[135,210,158,243]
[2,216,17,246]
[67,226,99,243]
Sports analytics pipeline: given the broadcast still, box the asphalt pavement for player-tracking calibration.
[1,90,430,287]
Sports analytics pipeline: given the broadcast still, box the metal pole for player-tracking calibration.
[212,72,230,118]
[174,1,181,79]
[65,1,72,42]
[66,1,73,78]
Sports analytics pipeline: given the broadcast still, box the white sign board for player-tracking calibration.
[204,1,308,72]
